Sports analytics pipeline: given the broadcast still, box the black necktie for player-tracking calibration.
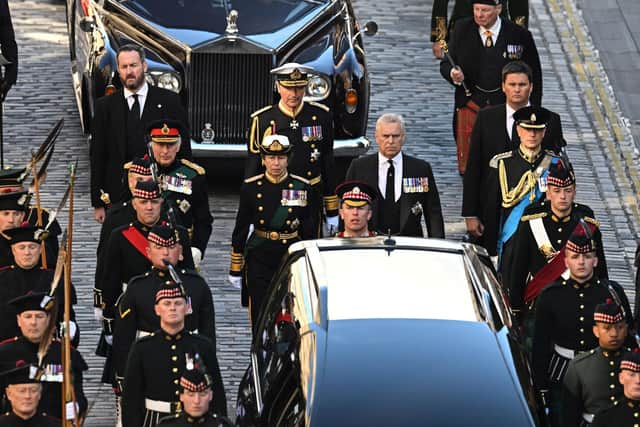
[130,94,140,121]
[385,159,395,203]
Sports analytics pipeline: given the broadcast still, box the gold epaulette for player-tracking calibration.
[250,105,273,118]
[180,159,205,175]
[324,194,339,212]
[244,174,264,184]
[308,101,330,112]
[290,174,310,185]
[489,151,512,168]
[583,216,600,227]
[123,161,132,170]
[520,212,547,222]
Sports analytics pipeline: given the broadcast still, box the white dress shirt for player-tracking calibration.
[378,151,403,202]
[479,17,501,47]
[123,82,149,118]
[506,102,530,141]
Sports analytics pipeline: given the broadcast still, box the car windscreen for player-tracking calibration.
[119,0,327,34]
[321,249,478,322]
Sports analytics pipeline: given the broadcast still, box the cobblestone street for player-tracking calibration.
[3,0,640,424]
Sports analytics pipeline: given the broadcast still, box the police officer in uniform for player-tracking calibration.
[122,284,226,427]
[113,222,215,392]
[563,300,630,426]
[592,350,640,427]
[503,160,607,318]
[229,134,314,326]
[149,120,212,269]
[0,292,87,421]
[0,364,58,426]
[335,181,378,238]
[245,63,338,236]
[489,106,560,263]
[0,225,77,343]
[533,227,633,426]
[158,365,232,426]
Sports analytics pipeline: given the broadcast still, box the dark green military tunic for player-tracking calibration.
[230,172,313,323]
[563,347,628,426]
[592,398,640,426]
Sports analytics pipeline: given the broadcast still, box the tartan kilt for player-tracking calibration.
[455,99,481,174]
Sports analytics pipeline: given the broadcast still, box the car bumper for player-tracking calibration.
[190,136,371,159]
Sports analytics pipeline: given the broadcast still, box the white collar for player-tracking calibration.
[480,17,501,37]
[378,151,402,167]
[124,81,149,99]
[506,101,530,118]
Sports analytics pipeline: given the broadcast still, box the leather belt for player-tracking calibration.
[554,344,589,359]
[583,413,594,423]
[145,398,181,413]
[254,229,298,241]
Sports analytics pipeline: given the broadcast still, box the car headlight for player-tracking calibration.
[304,74,331,101]
[147,71,182,93]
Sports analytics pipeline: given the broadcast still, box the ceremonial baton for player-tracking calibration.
[439,40,472,97]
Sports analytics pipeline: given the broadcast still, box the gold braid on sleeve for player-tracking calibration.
[230,249,245,274]
[499,160,538,208]
[249,116,261,154]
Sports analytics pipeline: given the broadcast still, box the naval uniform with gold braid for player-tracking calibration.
[245,102,338,234]
[158,159,213,255]
[230,173,313,324]
[563,347,628,426]
[0,336,88,420]
[113,267,216,387]
[121,329,227,427]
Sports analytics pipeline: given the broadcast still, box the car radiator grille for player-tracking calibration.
[188,53,274,144]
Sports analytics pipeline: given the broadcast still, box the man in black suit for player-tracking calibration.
[90,44,190,223]
[345,113,445,238]
[430,0,528,59]
[440,0,542,109]
[462,61,565,255]
[0,0,17,101]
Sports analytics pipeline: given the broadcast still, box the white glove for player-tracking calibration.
[94,307,103,322]
[105,335,113,346]
[227,275,242,289]
[323,215,339,237]
[65,401,79,420]
[191,246,203,270]
[59,321,77,340]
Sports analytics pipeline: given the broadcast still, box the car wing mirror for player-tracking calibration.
[79,16,96,32]
[353,21,378,41]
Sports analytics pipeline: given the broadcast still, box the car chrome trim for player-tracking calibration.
[250,352,263,414]
[189,136,370,158]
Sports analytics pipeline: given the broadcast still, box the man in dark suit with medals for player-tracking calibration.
[90,44,190,223]
[440,0,542,174]
[245,63,338,236]
[229,134,314,327]
[533,227,633,426]
[430,0,529,59]
[345,113,445,238]
[463,61,565,256]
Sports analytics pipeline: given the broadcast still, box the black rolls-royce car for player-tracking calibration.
[66,0,375,159]
[235,237,546,426]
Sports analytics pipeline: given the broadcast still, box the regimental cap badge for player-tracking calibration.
[336,181,377,207]
[514,106,550,130]
[530,113,536,122]
[290,69,302,80]
[260,134,292,155]
[147,119,183,144]
[271,62,314,88]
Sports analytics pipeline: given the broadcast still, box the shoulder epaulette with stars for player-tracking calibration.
[489,151,513,168]
[244,174,264,184]
[250,105,273,118]
[308,101,330,112]
[520,212,547,222]
[290,174,310,185]
[179,159,205,175]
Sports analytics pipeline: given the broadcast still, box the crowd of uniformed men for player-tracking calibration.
[0,0,638,425]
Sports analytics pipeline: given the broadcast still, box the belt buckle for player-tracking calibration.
[171,401,182,413]
[269,231,279,240]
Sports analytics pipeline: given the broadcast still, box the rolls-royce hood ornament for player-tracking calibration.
[225,10,239,35]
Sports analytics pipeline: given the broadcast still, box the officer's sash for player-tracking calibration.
[121,226,151,261]
[524,220,597,304]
